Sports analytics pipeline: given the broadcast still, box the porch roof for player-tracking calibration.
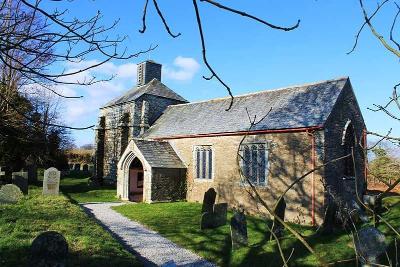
[133,139,186,169]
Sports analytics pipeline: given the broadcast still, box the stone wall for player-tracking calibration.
[323,81,366,203]
[151,168,187,202]
[168,131,326,225]
[97,95,186,181]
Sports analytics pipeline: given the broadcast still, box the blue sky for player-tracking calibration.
[43,0,400,146]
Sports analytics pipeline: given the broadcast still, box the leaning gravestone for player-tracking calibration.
[202,188,217,213]
[213,203,228,227]
[270,197,286,239]
[43,168,60,196]
[200,203,228,230]
[29,231,68,267]
[0,184,23,204]
[354,227,387,266]
[12,171,28,195]
[230,210,248,249]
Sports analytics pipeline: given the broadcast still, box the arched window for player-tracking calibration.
[342,120,356,177]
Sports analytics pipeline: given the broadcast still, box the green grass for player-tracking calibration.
[113,197,400,267]
[0,185,140,267]
[60,176,118,203]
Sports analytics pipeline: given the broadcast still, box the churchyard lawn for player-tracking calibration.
[113,197,400,267]
[0,185,140,267]
[60,175,119,203]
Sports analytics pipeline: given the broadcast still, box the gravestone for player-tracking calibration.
[270,198,286,239]
[27,164,38,184]
[213,203,228,226]
[88,165,94,174]
[354,227,387,266]
[12,171,28,195]
[29,231,68,267]
[230,210,248,249]
[201,212,215,229]
[200,203,228,229]
[43,167,60,196]
[0,184,23,204]
[82,164,89,173]
[74,163,80,171]
[0,167,5,184]
[202,188,217,213]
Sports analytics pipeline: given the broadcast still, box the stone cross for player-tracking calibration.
[230,210,248,249]
[12,171,28,195]
[43,167,60,196]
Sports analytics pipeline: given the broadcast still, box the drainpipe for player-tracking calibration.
[363,128,368,188]
[308,131,316,226]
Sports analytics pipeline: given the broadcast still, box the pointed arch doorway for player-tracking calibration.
[129,157,144,202]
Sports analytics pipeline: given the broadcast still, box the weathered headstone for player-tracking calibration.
[0,184,23,204]
[200,212,215,229]
[26,164,38,184]
[82,164,89,173]
[213,203,228,226]
[201,188,216,213]
[12,171,28,195]
[43,167,60,196]
[230,210,248,249]
[74,163,80,171]
[29,231,68,267]
[88,165,94,174]
[270,198,286,239]
[0,167,5,184]
[354,227,387,266]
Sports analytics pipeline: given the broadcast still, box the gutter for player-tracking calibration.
[152,125,324,140]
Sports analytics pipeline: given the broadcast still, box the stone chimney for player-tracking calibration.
[137,60,162,86]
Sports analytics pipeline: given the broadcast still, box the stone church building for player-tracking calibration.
[94,60,367,225]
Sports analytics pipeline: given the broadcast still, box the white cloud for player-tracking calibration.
[163,56,200,81]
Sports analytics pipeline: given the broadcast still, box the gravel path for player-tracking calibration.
[81,202,216,267]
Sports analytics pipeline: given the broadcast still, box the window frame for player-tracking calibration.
[239,142,270,187]
[193,145,215,181]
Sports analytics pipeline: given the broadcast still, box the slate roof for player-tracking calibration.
[144,77,349,139]
[133,139,186,168]
[102,78,187,108]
